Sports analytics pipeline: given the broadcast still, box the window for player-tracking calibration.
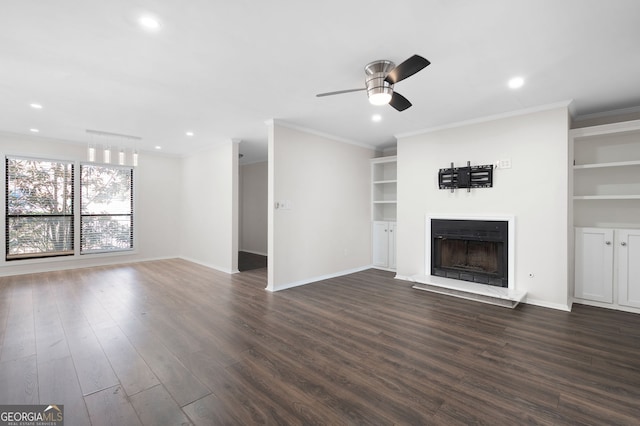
[80,164,133,254]
[5,158,135,260]
[6,157,74,260]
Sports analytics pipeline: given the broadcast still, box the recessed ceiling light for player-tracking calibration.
[372,114,382,122]
[154,145,162,150]
[30,128,39,133]
[186,131,194,136]
[30,103,43,109]
[508,76,525,89]
[138,15,161,30]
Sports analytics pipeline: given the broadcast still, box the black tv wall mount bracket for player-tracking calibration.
[438,161,494,192]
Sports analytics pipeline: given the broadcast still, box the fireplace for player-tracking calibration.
[431,219,508,287]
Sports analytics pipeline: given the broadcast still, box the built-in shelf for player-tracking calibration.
[574,160,640,169]
[571,119,640,229]
[371,156,397,222]
[571,120,640,314]
[371,156,397,271]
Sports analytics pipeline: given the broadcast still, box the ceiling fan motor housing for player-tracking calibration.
[365,60,395,104]
[315,54,428,111]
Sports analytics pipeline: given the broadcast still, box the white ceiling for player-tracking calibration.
[2,0,640,163]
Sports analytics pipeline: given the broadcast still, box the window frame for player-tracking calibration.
[5,155,75,261]
[79,163,134,255]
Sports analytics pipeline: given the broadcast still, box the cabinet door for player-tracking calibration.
[618,229,640,308]
[388,222,397,270]
[372,221,389,267]
[575,228,614,303]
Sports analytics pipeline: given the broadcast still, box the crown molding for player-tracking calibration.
[266,119,377,151]
[395,100,573,139]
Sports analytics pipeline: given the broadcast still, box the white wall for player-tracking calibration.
[180,141,239,273]
[267,123,373,291]
[135,151,183,260]
[396,106,571,309]
[0,131,181,276]
[239,161,268,255]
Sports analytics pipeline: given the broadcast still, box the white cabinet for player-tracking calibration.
[373,221,396,270]
[618,229,640,308]
[371,156,397,271]
[575,227,640,310]
[574,228,613,303]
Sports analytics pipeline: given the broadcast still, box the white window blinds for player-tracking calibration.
[80,164,133,254]
[5,157,74,260]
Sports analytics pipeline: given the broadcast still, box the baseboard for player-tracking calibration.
[0,254,178,278]
[572,298,640,314]
[179,256,238,274]
[267,265,371,292]
[371,266,396,272]
[394,274,413,282]
[0,254,239,278]
[522,297,572,312]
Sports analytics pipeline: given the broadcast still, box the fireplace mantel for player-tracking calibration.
[410,214,526,308]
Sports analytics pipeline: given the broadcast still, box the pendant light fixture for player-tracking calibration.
[87,144,96,162]
[86,129,142,166]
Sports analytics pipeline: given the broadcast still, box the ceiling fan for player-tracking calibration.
[316,54,430,111]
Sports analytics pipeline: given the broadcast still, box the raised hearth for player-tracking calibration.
[411,276,526,308]
[412,214,525,308]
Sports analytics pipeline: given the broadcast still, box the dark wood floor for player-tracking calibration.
[1,260,639,425]
[238,251,267,272]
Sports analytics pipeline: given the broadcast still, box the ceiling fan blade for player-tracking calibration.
[384,54,431,84]
[316,88,366,97]
[389,92,412,111]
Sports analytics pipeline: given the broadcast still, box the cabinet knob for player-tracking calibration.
[621,241,627,247]
[605,241,611,245]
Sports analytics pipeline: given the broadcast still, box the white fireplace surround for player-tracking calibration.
[410,213,526,308]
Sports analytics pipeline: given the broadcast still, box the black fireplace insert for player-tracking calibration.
[431,219,508,287]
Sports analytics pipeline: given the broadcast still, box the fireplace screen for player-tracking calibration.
[437,239,499,275]
[431,219,508,287]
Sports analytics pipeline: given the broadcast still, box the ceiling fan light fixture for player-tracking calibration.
[365,60,395,106]
[369,91,392,106]
[315,55,429,112]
